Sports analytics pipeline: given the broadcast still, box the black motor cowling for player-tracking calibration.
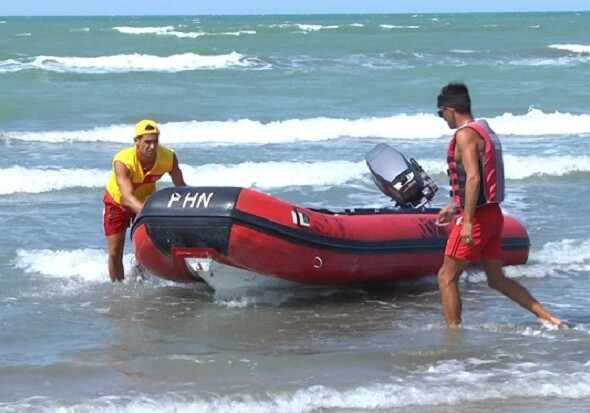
[365,143,438,208]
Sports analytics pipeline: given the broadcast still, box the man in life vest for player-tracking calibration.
[103,119,186,282]
[435,82,562,327]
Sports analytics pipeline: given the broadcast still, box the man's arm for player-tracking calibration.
[169,154,187,186]
[456,128,481,242]
[114,161,144,214]
[435,201,456,226]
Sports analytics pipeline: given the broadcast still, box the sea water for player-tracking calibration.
[1,12,590,412]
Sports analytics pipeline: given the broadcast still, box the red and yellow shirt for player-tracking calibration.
[105,145,175,205]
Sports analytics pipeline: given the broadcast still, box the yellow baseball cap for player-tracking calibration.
[134,119,160,138]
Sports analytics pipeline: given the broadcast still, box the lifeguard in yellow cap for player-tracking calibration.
[103,119,186,282]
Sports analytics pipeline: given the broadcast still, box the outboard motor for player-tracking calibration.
[365,143,438,208]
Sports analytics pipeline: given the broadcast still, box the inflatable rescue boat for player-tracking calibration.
[130,144,530,289]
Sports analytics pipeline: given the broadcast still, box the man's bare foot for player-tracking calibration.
[539,316,568,330]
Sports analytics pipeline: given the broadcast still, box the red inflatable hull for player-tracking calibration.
[131,187,529,286]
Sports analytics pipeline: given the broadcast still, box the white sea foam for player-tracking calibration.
[6,368,590,412]
[505,154,590,179]
[2,111,589,196]
[1,114,442,143]
[4,110,589,145]
[13,248,121,283]
[536,237,590,266]
[500,236,590,282]
[0,51,261,73]
[0,166,108,195]
[12,249,177,292]
[2,152,588,196]
[265,23,342,31]
[2,151,589,196]
[113,25,177,35]
[492,109,590,135]
[182,160,369,189]
[548,44,590,54]
[116,23,339,35]
[380,24,421,29]
[0,161,369,195]
[113,26,256,38]
[296,24,339,32]
[450,49,476,54]
[1,48,588,73]
[511,53,590,66]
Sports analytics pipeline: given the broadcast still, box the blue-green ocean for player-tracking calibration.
[1,12,590,412]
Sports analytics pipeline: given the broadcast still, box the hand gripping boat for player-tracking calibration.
[130,144,530,289]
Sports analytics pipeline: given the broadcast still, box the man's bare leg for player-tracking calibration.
[482,259,562,326]
[438,255,470,326]
[107,231,126,282]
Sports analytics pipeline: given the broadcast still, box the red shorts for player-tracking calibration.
[102,192,136,236]
[445,202,504,262]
